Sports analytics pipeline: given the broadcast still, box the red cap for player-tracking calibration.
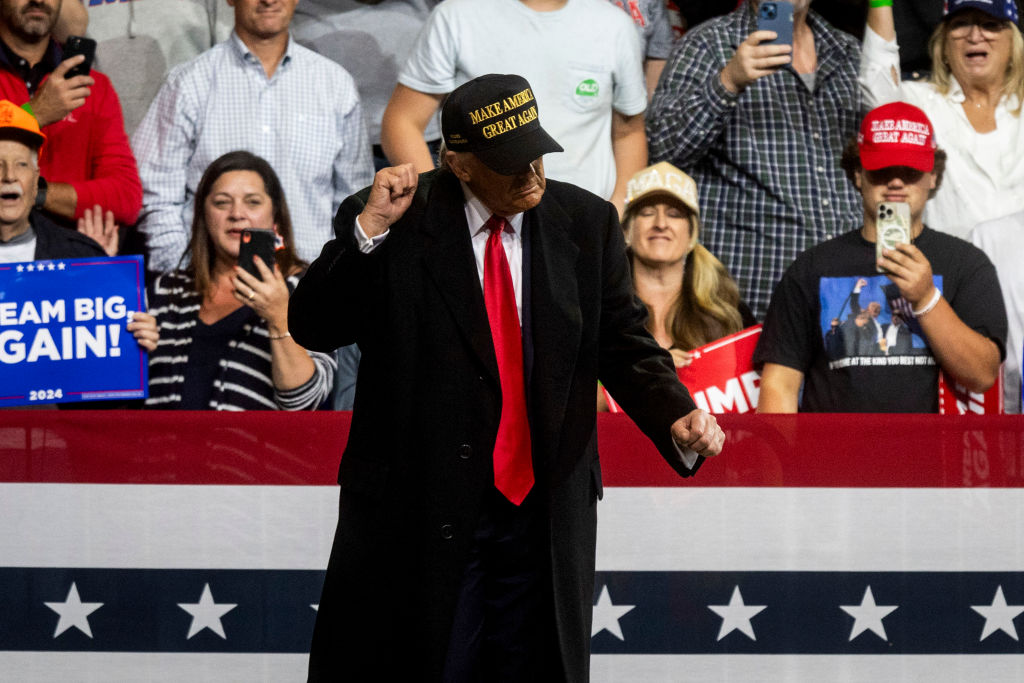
[857,102,936,172]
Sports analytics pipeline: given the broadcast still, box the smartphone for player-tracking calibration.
[757,1,794,48]
[63,35,97,79]
[239,228,276,280]
[876,202,912,273]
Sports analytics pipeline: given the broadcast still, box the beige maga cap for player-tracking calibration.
[623,161,700,218]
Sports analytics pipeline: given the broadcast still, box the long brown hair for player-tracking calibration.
[183,150,306,295]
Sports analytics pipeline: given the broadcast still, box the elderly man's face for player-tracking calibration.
[449,153,546,217]
[228,0,297,41]
[0,139,37,232]
[0,0,61,42]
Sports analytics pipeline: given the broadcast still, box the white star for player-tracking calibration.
[16,264,23,272]
[26,263,34,272]
[708,586,766,641]
[47,262,55,271]
[591,586,635,640]
[178,583,237,639]
[840,586,898,641]
[972,586,1024,641]
[44,582,103,638]
[57,262,65,270]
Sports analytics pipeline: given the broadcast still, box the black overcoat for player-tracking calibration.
[290,169,700,682]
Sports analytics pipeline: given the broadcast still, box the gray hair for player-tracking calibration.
[436,141,451,171]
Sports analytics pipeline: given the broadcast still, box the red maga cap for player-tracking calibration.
[857,101,936,172]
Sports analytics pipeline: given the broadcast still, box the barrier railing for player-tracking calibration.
[2,412,1023,681]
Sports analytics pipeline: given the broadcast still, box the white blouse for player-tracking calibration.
[860,26,1024,240]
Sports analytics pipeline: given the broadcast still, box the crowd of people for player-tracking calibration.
[0,0,1020,413]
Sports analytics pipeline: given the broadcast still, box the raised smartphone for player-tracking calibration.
[876,202,912,273]
[238,228,276,280]
[757,1,794,48]
[63,36,97,79]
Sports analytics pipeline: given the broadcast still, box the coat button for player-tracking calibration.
[457,444,472,459]
[440,524,454,540]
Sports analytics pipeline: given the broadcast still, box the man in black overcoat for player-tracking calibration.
[290,74,724,682]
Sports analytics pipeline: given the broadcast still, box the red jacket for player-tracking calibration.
[0,57,142,226]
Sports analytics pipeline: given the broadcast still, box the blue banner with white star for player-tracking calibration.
[6,567,1024,655]
[4,413,1024,681]
[0,256,147,406]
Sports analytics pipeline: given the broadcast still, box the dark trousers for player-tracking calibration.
[442,489,563,683]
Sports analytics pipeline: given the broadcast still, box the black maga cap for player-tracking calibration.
[441,74,563,175]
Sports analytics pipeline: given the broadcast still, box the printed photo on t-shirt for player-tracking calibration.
[818,275,942,370]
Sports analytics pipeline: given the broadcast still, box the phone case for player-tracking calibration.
[757,1,794,47]
[238,229,276,280]
[63,36,97,79]
[876,202,912,273]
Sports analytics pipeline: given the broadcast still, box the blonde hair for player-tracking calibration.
[670,245,745,351]
[624,207,745,351]
[928,20,1024,115]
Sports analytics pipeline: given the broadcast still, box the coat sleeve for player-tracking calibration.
[288,189,383,353]
[593,200,703,477]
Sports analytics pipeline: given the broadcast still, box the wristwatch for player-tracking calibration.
[34,175,47,210]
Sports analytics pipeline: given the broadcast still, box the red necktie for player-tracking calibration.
[483,215,534,505]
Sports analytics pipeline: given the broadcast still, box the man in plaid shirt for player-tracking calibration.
[647,0,863,320]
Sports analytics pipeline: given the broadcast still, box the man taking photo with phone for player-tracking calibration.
[754,102,1007,413]
[647,0,862,322]
[0,0,140,242]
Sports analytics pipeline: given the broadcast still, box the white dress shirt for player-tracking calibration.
[134,32,374,273]
[971,210,1024,414]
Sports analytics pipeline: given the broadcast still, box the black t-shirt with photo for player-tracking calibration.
[753,227,1007,412]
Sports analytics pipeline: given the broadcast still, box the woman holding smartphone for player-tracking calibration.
[145,151,335,410]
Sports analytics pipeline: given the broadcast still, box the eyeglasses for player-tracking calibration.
[947,17,1010,39]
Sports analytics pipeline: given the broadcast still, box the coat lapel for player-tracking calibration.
[527,194,581,448]
[420,172,500,385]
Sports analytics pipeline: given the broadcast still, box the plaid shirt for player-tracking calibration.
[647,5,863,319]
[133,32,374,274]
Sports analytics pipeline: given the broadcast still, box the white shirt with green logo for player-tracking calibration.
[400,0,647,199]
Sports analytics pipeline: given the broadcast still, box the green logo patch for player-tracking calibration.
[575,79,599,97]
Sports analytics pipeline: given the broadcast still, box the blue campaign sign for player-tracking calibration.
[0,255,148,407]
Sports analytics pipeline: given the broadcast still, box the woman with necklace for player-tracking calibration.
[861,0,1024,239]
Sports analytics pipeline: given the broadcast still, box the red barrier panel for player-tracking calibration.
[2,411,1022,488]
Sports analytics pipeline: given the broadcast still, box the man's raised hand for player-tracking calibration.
[357,163,418,238]
[720,30,792,94]
[29,55,94,127]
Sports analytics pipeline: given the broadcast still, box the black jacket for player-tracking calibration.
[291,169,699,682]
[31,210,105,260]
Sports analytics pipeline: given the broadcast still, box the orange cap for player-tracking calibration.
[0,100,46,150]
